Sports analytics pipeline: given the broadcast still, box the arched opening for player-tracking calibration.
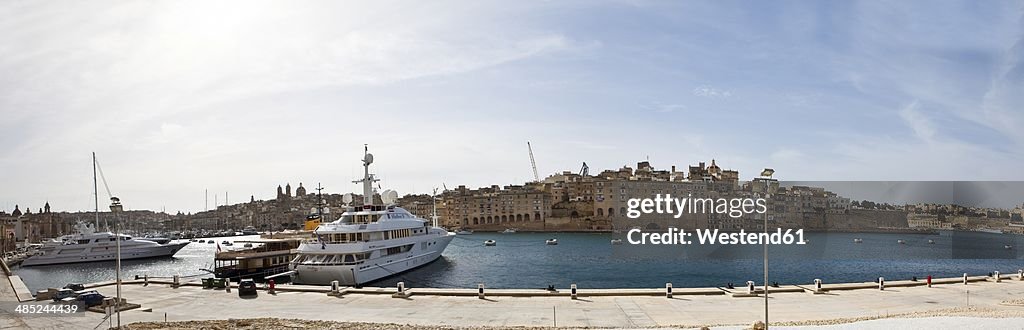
[619,207,626,217]
[472,217,478,225]
[570,210,579,218]
[501,215,507,222]
[608,208,614,216]
[645,222,661,230]
[486,216,492,224]
[534,212,541,221]
[516,214,523,222]
[597,208,604,216]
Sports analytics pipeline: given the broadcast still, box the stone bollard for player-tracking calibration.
[994,271,1001,283]
[746,281,755,294]
[878,277,884,290]
[225,278,231,293]
[964,273,969,285]
[1018,269,1023,281]
[570,284,578,300]
[814,279,822,293]
[172,274,180,288]
[330,280,340,296]
[478,283,485,299]
[666,283,673,298]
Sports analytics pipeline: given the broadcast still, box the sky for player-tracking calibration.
[1,0,1023,214]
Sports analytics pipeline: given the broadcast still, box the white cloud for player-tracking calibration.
[692,86,732,98]
[898,101,936,142]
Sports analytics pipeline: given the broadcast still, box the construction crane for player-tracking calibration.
[527,142,540,182]
[579,162,589,177]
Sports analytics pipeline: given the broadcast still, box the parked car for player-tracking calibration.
[51,289,76,302]
[237,279,257,297]
[63,283,85,291]
[77,292,105,307]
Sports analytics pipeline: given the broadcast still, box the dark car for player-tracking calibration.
[237,279,257,297]
[63,283,86,291]
[77,292,105,307]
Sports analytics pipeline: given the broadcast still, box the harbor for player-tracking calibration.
[9,231,1024,293]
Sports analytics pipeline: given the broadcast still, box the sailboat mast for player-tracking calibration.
[93,152,99,230]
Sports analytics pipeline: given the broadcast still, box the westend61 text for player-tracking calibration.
[626,228,807,245]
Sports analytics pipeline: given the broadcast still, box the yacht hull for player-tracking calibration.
[292,234,453,286]
[21,242,189,266]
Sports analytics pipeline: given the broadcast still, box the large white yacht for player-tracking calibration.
[22,222,189,266]
[290,146,455,286]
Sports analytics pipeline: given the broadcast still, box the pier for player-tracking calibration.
[3,271,1024,329]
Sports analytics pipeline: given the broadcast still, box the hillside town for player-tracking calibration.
[4,160,1024,247]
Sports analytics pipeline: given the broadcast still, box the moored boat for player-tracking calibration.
[22,223,188,267]
[289,146,455,286]
[214,238,302,281]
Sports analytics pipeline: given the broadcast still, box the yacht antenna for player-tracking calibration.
[316,183,325,221]
[352,144,379,209]
[431,187,439,228]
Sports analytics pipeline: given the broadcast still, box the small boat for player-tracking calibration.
[199,240,206,243]
[611,239,623,245]
[897,239,906,244]
[928,239,935,244]
[484,240,496,246]
[221,241,233,246]
[456,229,473,235]
[207,241,214,244]
[853,238,863,243]
[545,238,558,245]
[243,243,253,248]
[501,228,517,234]
[1005,245,1013,250]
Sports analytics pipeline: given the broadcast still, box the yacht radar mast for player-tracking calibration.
[353,144,380,209]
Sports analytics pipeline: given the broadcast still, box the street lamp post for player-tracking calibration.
[109,197,124,329]
[759,168,775,329]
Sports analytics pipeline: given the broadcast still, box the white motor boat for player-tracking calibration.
[456,229,473,235]
[611,239,623,245]
[501,228,518,234]
[22,223,188,266]
[484,240,497,246]
[853,238,863,243]
[545,238,558,245]
[290,146,455,286]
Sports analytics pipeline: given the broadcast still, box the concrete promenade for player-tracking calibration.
[3,273,1024,329]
